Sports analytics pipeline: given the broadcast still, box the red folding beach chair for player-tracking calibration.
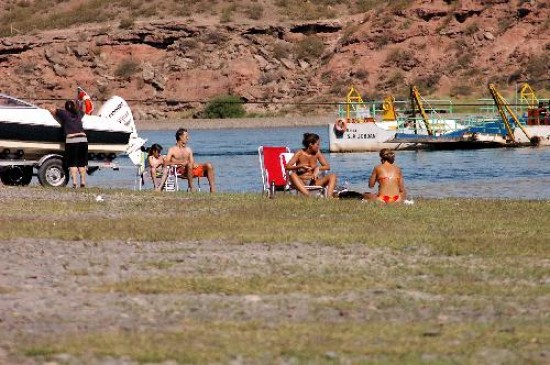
[258,146,290,198]
[258,146,326,198]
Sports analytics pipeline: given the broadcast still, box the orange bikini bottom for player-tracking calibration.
[379,195,400,203]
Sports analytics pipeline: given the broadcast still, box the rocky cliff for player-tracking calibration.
[0,0,548,119]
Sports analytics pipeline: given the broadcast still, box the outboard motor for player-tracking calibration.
[97,96,137,138]
[97,96,146,165]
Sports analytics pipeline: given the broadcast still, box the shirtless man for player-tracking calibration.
[157,128,216,192]
[285,132,336,197]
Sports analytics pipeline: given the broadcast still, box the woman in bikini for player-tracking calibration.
[147,143,166,190]
[286,133,337,197]
[363,149,407,203]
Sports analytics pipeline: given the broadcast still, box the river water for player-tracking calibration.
[91,126,550,200]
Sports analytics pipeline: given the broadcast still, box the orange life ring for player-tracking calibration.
[334,119,347,134]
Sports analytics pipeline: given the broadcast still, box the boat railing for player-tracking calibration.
[337,99,454,120]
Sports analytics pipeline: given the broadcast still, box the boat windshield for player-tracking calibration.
[0,94,37,108]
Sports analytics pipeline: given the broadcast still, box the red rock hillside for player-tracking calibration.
[0,0,548,119]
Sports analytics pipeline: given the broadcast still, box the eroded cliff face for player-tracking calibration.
[0,0,548,119]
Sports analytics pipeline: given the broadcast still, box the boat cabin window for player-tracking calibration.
[0,95,36,108]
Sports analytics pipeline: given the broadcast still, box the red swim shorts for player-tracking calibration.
[176,164,205,177]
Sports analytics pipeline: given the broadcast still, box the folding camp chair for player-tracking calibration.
[280,152,327,197]
[133,151,147,191]
[165,165,203,192]
[163,165,179,192]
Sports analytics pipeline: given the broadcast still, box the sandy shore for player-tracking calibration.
[135,116,334,130]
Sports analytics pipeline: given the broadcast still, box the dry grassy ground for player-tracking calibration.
[0,187,548,364]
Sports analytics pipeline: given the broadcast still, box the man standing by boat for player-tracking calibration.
[49,100,88,188]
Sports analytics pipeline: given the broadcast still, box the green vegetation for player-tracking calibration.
[0,190,548,257]
[0,0,113,37]
[21,321,549,364]
[0,0,396,37]
[203,95,246,118]
[1,189,548,363]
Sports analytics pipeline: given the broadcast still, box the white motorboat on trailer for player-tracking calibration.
[0,94,146,186]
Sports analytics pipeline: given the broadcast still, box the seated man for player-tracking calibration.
[285,132,336,197]
[157,128,216,192]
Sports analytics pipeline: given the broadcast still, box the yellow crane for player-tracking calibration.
[410,85,433,136]
[487,83,538,145]
[519,82,539,109]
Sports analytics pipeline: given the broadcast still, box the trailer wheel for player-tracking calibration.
[0,166,33,186]
[37,158,69,187]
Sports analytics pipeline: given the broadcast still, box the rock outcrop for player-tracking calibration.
[0,0,548,119]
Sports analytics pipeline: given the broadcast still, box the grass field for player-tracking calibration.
[0,187,548,364]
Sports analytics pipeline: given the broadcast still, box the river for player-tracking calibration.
[90,126,550,200]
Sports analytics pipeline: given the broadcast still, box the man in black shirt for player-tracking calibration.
[49,100,88,188]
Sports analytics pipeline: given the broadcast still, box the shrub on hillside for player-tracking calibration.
[464,22,479,35]
[246,4,264,20]
[119,17,134,29]
[385,48,414,68]
[295,35,325,61]
[203,95,246,119]
[220,4,236,23]
[413,74,441,94]
[372,33,392,49]
[115,58,140,79]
